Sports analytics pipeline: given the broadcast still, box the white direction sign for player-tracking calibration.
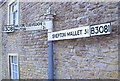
[48,22,111,41]
[3,21,47,32]
[25,21,46,31]
[25,25,46,31]
[48,26,90,41]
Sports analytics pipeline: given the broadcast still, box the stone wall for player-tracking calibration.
[0,6,2,81]
[19,30,48,79]
[52,2,118,79]
[2,2,119,79]
[2,2,9,79]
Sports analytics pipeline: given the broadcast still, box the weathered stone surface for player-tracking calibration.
[1,2,118,79]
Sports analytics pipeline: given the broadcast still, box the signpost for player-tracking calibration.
[48,22,111,41]
[3,21,47,32]
[48,26,90,41]
[3,22,111,41]
[25,21,46,31]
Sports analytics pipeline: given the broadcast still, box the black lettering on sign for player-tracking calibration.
[95,26,98,34]
[77,30,82,35]
[91,27,94,34]
[60,33,66,37]
[57,34,59,38]
[84,29,87,34]
[52,34,55,38]
[52,33,66,39]
[52,34,58,38]
[99,26,103,33]
[104,25,108,33]
[4,25,14,32]
[67,32,72,36]
[90,23,110,35]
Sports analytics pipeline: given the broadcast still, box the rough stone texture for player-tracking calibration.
[0,7,2,81]
[1,3,9,79]
[1,2,119,79]
[19,30,48,79]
